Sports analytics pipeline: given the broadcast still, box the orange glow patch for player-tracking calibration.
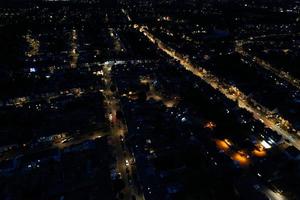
[231,151,250,166]
[204,121,216,130]
[216,139,231,151]
[252,144,267,157]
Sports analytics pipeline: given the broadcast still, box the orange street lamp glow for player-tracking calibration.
[216,139,231,151]
[231,151,250,166]
[252,144,267,157]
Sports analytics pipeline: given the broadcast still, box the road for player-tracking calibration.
[235,40,300,91]
[133,24,300,151]
[261,187,287,200]
[52,131,105,150]
[70,28,79,68]
[102,61,145,200]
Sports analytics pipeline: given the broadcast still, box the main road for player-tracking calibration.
[133,24,300,151]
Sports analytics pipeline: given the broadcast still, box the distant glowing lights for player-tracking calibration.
[30,67,36,73]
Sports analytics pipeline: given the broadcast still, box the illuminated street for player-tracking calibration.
[1,1,300,200]
[102,62,145,200]
[134,24,300,151]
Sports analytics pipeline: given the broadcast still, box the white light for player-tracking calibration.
[257,173,262,177]
[30,68,36,73]
[261,140,272,149]
[268,138,275,144]
[109,114,113,121]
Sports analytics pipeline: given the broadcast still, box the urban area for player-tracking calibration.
[0,0,300,200]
